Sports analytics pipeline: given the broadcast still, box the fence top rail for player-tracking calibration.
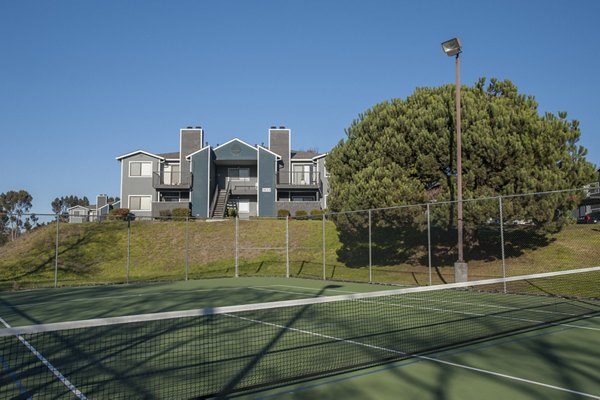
[0,186,593,219]
[325,186,591,216]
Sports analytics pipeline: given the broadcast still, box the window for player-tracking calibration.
[129,195,152,211]
[323,161,330,178]
[229,168,250,181]
[292,164,311,184]
[163,164,181,184]
[160,191,190,202]
[129,161,153,177]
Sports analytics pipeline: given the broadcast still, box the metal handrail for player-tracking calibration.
[223,180,231,217]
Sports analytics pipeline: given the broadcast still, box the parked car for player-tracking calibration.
[577,212,600,224]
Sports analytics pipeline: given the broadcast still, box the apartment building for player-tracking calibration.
[116,126,329,218]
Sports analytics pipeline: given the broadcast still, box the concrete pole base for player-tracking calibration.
[454,261,468,283]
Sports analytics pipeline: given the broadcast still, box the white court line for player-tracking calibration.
[251,285,600,331]
[226,313,600,399]
[0,317,86,399]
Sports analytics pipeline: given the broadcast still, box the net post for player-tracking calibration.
[499,196,507,293]
[55,213,59,288]
[185,216,189,281]
[368,209,372,283]
[235,216,239,278]
[322,213,326,280]
[285,215,290,278]
[427,203,432,286]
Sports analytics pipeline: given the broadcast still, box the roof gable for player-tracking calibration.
[116,150,164,161]
[214,138,258,161]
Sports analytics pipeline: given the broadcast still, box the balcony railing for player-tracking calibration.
[277,170,319,186]
[585,181,600,197]
[152,172,191,189]
[227,177,258,195]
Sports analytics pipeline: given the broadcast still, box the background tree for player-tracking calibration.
[51,195,90,214]
[0,190,38,241]
[327,78,597,263]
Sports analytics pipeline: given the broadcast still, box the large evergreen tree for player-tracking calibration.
[0,190,38,242]
[51,195,90,214]
[327,78,596,233]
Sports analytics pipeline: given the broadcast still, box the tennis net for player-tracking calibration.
[1,267,599,399]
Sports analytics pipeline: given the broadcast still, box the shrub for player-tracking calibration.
[159,209,172,220]
[295,210,308,219]
[172,208,191,218]
[227,208,238,218]
[310,209,325,219]
[277,209,290,218]
[109,208,130,220]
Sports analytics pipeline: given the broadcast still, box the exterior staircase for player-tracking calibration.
[211,189,228,218]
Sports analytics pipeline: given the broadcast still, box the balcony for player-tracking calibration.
[228,177,258,195]
[586,182,600,198]
[277,170,319,188]
[153,171,191,189]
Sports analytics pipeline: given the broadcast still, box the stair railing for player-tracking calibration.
[221,179,231,218]
[209,183,220,218]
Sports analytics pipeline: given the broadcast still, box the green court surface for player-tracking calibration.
[0,277,598,399]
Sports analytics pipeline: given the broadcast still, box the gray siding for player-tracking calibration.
[120,153,159,218]
[152,201,191,218]
[258,148,277,217]
[214,140,257,161]
[190,148,211,218]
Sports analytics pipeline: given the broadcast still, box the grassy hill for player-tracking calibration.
[0,218,598,291]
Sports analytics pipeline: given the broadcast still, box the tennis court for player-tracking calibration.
[0,271,599,399]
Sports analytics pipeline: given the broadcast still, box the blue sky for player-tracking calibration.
[1,0,599,213]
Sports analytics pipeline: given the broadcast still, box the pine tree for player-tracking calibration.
[327,78,597,234]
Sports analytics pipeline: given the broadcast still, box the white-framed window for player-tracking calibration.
[160,191,190,202]
[323,161,330,178]
[129,161,153,177]
[292,164,311,184]
[129,195,152,211]
[163,164,181,184]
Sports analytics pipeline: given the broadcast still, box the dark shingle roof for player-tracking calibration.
[157,152,180,159]
[291,150,320,160]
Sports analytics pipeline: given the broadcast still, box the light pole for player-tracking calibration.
[441,37,467,282]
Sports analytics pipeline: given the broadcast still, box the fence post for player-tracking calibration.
[368,209,372,283]
[54,214,59,288]
[235,216,239,278]
[427,203,432,286]
[499,196,507,293]
[285,215,290,278]
[322,214,326,280]
[126,218,131,284]
[185,216,189,281]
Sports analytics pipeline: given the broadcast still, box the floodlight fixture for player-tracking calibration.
[441,37,462,57]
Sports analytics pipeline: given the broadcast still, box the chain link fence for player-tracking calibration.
[0,188,598,290]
